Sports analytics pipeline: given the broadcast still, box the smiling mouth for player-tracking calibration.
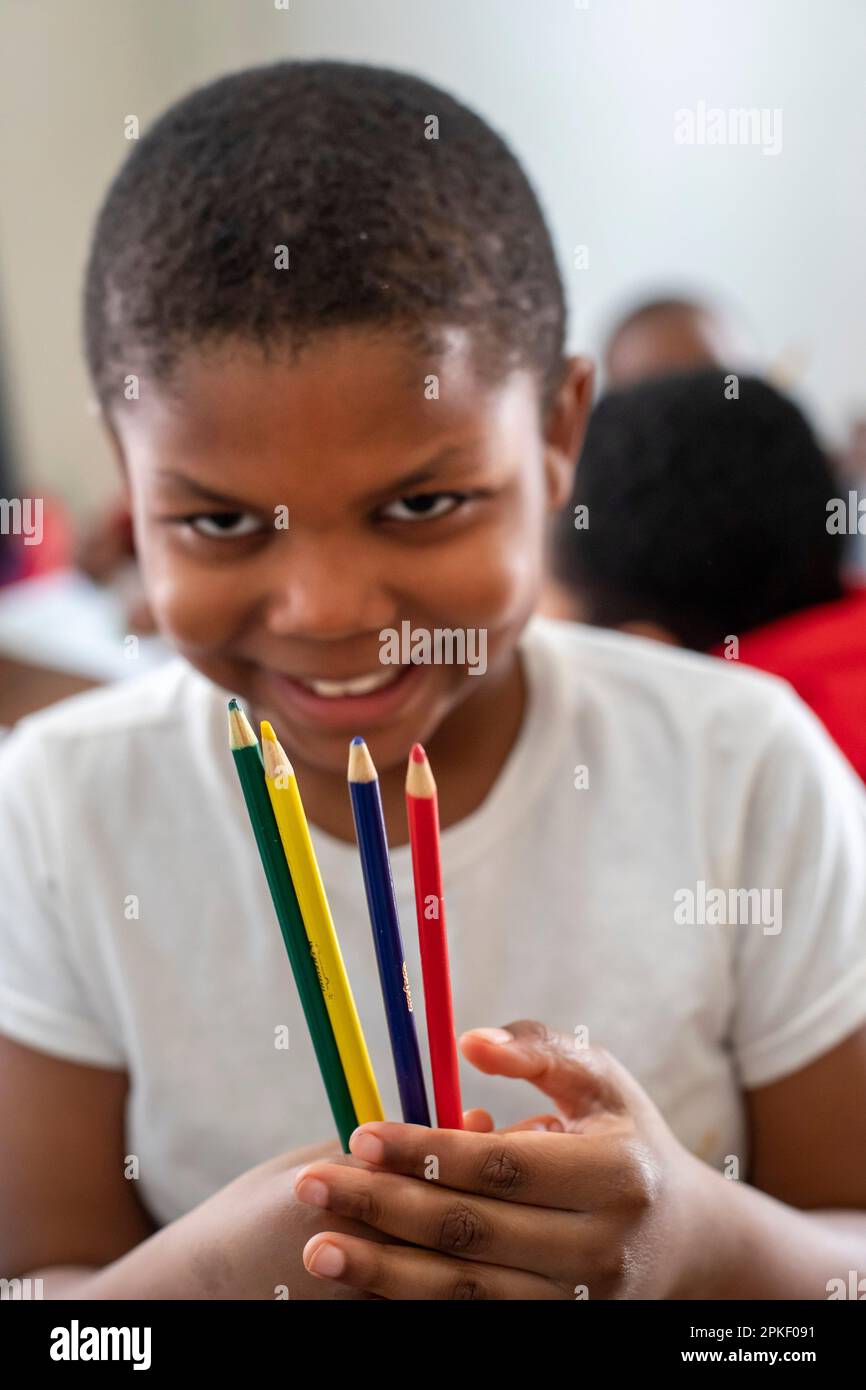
[291,669,400,699]
[259,658,430,733]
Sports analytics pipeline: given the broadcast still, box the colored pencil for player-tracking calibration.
[260,720,384,1126]
[405,743,464,1129]
[227,699,357,1151]
[347,737,431,1126]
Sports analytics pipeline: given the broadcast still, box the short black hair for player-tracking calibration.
[83,60,566,419]
[553,370,844,648]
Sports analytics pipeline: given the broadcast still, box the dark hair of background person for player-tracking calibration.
[553,369,845,650]
[83,59,567,423]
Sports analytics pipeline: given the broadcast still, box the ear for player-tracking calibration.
[542,355,595,511]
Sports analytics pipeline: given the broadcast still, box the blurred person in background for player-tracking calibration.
[602,292,755,390]
[540,291,756,619]
[552,369,866,781]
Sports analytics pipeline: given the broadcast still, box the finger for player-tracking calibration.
[462,1108,495,1133]
[302,1230,571,1300]
[462,1110,565,1135]
[345,1121,623,1210]
[499,1113,564,1134]
[293,1162,589,1283]
[458,1109,563,1134]
[294,1155,599,1279]
[460,1020,643,1123]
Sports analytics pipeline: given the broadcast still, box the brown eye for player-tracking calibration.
[186,512,263,538]
[380,493,464,522]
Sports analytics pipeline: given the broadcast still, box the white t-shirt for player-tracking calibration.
[1,617,865,1228]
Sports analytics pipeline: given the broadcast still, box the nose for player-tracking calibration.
[260,532,397,641]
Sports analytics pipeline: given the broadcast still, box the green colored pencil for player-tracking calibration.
[227,698,357,1151]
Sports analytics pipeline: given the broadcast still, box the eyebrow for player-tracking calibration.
[154,446,480,509]
[152,471,256,507]
[366,448,478,500]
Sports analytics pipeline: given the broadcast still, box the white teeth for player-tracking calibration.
[301,670,399,698]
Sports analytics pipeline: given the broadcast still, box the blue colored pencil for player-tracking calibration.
[347,737,431,1126]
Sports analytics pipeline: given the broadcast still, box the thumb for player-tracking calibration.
[459,1019,640,1123]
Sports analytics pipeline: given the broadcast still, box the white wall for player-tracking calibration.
[1,0,863,514]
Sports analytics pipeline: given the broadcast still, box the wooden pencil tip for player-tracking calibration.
[347,737,378,783]
[405,743,436,798]
[228,701,258,750]
[260,720,277,742]
[261,729,293,780]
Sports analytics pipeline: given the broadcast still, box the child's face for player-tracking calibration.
[111,327,586,776]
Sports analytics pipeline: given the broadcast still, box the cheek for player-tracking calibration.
[427,491,545,627]
[134,528,243,655]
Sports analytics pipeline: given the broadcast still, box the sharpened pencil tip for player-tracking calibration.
[228,701,259,750]
[348,737,378,783]
[351,735,365,746]
[405,742,436,797]
[261,725,294,779]
[228,697,239,711]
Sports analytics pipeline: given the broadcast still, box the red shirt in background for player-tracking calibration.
[0,496,73,587]
[712,585,866,783]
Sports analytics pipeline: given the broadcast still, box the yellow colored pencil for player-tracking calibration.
[261,721,384,1125]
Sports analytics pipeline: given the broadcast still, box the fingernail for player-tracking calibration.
[295,1176,329,1207]
[468,1027,514,1044]
[308,1241,345,1278]
[350,1131,385,1163]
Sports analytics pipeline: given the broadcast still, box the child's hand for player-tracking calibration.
[293,1020,714,1299]
[80,1123,489,1300]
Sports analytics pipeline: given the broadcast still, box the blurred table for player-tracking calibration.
[0,567,170,731]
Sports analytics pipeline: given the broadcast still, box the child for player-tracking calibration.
[1,62,865,1301]
[553,369,866,782]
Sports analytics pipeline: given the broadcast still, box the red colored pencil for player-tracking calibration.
[405,743,463,1129]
